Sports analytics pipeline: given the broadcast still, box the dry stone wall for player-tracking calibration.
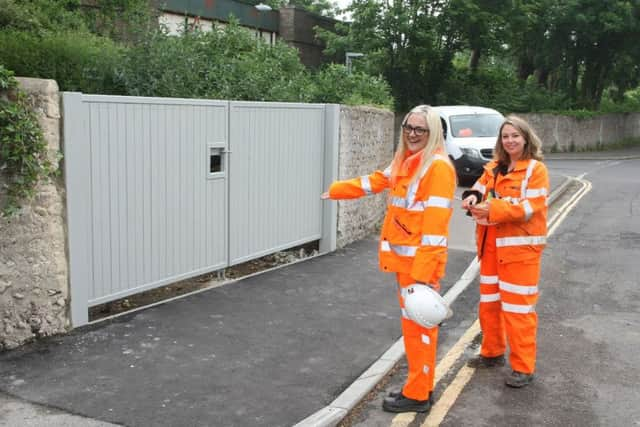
[336,106,395,248]
[519,113,640,152]
[0,78,69,350]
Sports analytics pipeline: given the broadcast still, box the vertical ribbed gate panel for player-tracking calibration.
[63,94,337,327]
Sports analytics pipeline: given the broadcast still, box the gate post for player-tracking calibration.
[62,92,91,327]
[320,104,339,253]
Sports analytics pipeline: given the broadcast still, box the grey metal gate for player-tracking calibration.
[63,94,338,327]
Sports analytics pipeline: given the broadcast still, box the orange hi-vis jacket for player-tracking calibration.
[471,159,549,263]
[328,149,457,284]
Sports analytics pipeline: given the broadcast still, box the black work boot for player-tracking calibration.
[387,389,401,398]
[467,354,505,368]
[382,392,432,413]
[505,370,534,388]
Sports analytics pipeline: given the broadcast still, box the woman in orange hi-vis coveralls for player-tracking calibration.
[461,115,549,388]
[321,105,456,413]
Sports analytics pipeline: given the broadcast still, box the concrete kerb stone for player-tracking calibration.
[293,176,574,427]
[547,176,573,206]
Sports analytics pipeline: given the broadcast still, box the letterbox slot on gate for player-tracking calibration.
[208,143,226,178]
[210,148,222,173]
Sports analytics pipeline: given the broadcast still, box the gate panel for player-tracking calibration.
[228,102,325,265]
[65,94,229,325]
[65,95,337,327]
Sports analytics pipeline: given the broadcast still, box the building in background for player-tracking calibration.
[157,0,340,68]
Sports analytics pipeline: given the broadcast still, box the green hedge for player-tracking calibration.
[311,64,393,109]
[0,29,124,94]
[119,24,314,102]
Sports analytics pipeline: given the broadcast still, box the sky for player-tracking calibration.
[332,0,352,20]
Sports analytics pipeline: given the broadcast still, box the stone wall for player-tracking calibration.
[336,106,395,248]
[0,78,69,350]
[519,113,640,152]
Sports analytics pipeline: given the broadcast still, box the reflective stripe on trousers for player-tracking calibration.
[396,272,439,400]
[478,226,540,374]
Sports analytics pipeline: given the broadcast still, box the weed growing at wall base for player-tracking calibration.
[0,65,55,216]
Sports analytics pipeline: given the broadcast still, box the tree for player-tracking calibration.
[443,0,508,73]
[504,0,640,108]
[318,0,459,110]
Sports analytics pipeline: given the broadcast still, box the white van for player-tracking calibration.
[434,106,504,184]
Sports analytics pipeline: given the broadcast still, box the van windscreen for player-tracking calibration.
[450,114,503,138]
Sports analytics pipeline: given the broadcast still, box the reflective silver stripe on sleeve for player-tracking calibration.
[421,334,431,345]
[426,196,452,209]
[472,182,486,195]
[522,199,533,221]
[495,235,546,247]
[360,176,372,195]
[421,235,448,247]
[480,293,501,302]
[381,242,418,257]
[525,188,548,198]
[499,280,538,295]
[480,275,499,284]
[383,165,392,178]
[502,302,535,314]
[401,308,410,319]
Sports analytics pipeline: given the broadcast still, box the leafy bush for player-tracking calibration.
[311,64,393,109]
[441,66,571,114]
[80,0,155,42]
[0,29,125,94]
[1,5,394,106]
[119,23,314,102]
[0,0,87,34]
[599,87,640,113]
[0,65,54,216]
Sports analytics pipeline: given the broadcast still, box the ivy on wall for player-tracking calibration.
[0,65,54,216]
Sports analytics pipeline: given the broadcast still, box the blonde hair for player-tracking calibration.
[494,115,544,165]
[393,105,446,185]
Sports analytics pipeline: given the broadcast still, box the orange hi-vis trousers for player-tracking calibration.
[478,227,540,374]
[396,272,439,401]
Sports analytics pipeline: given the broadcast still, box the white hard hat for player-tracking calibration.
[403,284,452,328]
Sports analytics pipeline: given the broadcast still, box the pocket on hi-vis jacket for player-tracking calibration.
[392,216,413,237]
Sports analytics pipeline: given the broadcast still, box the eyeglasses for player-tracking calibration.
[402,124,429,136]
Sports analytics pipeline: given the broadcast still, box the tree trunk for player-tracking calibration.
[517,56,534,81]
[469,48,481,73]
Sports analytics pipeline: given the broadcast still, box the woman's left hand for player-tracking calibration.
[469,201,490,220]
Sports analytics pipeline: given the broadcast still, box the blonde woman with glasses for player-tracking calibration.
[322,105,457,413]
